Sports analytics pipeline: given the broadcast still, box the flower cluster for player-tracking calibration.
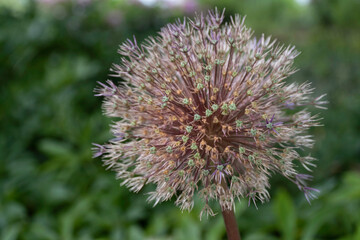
[93,8,326,218]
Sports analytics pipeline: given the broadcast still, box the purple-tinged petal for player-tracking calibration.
[91,143,105,158]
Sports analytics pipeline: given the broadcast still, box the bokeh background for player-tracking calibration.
[1,0,360,239]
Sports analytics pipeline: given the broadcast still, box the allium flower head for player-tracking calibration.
[94,8,326,218]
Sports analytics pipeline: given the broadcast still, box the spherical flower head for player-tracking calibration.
[93,8,327,219]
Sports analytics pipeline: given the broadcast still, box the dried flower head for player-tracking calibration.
[93,8,326,218]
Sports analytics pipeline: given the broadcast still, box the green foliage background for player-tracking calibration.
[1,0,359,239]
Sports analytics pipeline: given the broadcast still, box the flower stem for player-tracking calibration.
[221,208,241,240]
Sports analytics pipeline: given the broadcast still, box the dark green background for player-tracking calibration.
[1,0,359,239]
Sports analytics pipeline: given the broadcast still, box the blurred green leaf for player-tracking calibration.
[329,172,360,204]
[38,139,73,158]
[128,225,144,240]
[273,189,296,240]
[244,233,278,240]
[1,223,21,240]
[204,214,224,240]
